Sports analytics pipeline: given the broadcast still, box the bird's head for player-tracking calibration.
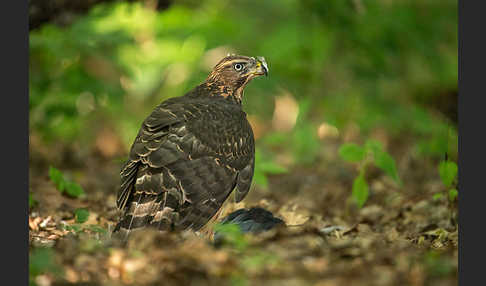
[205,55,268,101]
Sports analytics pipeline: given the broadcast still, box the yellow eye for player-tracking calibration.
[234,63,244,71]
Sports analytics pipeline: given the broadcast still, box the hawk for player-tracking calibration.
[114,55,268,239]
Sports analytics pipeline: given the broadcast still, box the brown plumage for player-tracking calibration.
[113,55,268,239]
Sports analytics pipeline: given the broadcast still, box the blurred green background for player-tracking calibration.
[29,0,457,175]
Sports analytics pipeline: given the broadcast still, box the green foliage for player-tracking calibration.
[64,224,82,233]
[438,161,458,188]
[364,140,384,155]
[74,208,90,223]
[352,172,369,208]
[48,166,65,191]
[424,250,455,277]
[28,2,458,283]
[288,99,321,165]
[339,143,366,162]
[448,188,458,202]
[64,223,108,236]
[241,250,279,272]
[432,193,443,201]
[253,148,287,189]
[64,208,107,235]
[436,160,458,203]
[215,221,280,285]
[48,166,85,198]
[214,223,248,252]
[29,193,37,209]
[65,182,85,197]
[290,123,321,165]
[373,147,402,186]
[88,225,108,234]
[339,139,401,207]
[29,0,457,165]
[29,247,62,286]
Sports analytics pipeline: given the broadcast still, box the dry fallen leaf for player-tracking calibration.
[278,204,310,226]
[29,216,42,231]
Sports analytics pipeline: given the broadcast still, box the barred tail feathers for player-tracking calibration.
[113,191,178,239]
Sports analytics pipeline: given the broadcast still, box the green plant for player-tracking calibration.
[436,159,458,202]
[214,221,280,285]
[214,222,249,252]
[424,250,455,277]
[29,247,63,286]
[289,99,321,165]
[253,148,287,189]
[48,166,85,198]
[339,139,402,207]
[63,208,108,235]
[29,193,37,209]
[74,208,90,223]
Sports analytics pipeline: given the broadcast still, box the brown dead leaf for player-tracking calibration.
[123,257,147,274]
[302,257,329,273]
[29,216,42,231]
[84,212,99,225]
[279,204,310,226]
[108,249,125,268]
[47,234,59,240]
[65,266,80,283]
[385,227,400,242]
[39,216,53,229]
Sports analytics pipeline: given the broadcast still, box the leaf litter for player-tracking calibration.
[28,139,457,286]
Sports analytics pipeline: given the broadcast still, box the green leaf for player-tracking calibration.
[352,173,369,208]
[253,147,287,189]
[258,161,287,174]
[433,193,444,201]
[253,169,269,189]
[29,193,37,209]
[242,251,278,270]
[74,208,90,223]
[291,123,320,164]
[65,182,85,198]
[439,161,458,187]
[29,247,54,277]
[365,139,383,154]
[64,224,82,233]
[339,143,366,162]
[49,166,65,192]
[29,247,62,282]
[448,188,458,202]
[214,223,248,251]
[374,149,402,185]
[87,225,108,234]
[262,132,287,146]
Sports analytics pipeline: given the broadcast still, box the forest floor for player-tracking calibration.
[28,132,458,286]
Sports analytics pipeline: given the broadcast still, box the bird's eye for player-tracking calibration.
[234,63,244,71]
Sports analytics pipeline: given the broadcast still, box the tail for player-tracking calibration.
[113,191,179,240]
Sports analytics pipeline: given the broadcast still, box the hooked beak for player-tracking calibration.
[250,56,268,77]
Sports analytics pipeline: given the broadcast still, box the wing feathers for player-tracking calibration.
[115,97,255,238]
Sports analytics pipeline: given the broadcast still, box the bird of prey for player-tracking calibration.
[114,55,268,239]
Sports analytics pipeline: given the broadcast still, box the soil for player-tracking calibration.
[28,133,458,286]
